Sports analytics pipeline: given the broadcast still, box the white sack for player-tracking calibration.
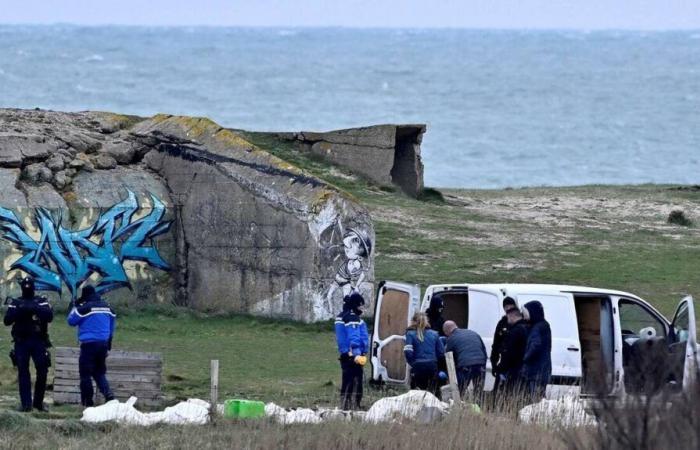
[518,396,597,428]
[80,397,211,426]
[364,390,449,424]
[81,397,154,426]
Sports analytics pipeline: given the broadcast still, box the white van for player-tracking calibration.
[371,281,697,398]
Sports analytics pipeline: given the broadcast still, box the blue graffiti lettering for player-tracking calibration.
[0,190,172,298]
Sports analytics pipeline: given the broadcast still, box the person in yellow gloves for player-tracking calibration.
[334,291,368,410]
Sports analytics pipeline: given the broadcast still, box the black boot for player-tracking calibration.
[33,403,49,413]
[16,405,32,413]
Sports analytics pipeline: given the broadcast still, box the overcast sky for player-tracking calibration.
[1,0,699,29]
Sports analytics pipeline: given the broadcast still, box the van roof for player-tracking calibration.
[427,283,644,301]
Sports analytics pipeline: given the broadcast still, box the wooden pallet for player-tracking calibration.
[53,347,163,408]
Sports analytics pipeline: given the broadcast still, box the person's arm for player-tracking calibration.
[347,320,363,357]
[490,318,504,368]
[445,337,453,354]
[523,326,543,363]
[36,299,53,323]
[334,318,348,354]
[436,334,445,360]
[3,300,19,326]
[359,320,369,355]
[404,332,416,366]
[66,307,82,327]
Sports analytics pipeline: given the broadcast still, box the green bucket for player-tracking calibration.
[223,399,266,419]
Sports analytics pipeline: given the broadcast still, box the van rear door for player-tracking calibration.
[669,295,698,390]
[371,281,421,385]
[516,292,583,384]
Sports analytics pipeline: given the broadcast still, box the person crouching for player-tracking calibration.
[404,312,444,396]
[334,291,368,410]
[67,285,116,406]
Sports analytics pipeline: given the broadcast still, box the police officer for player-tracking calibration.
[3,276,53,412]
[67,284,116,406]
[334,291,368,410]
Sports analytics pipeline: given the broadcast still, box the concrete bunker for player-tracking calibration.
[0,109,376,322]
[264,124,426,197]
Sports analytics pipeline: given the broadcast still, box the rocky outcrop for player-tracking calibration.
[266,124,426,197]
[0,109,375,322]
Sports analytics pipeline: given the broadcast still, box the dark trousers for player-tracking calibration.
[526,380,547,403]
[410,363,438,396]
[457,364,485,403]
[340,356,363,410]
[79,341,114,406]
[14,338,50,410]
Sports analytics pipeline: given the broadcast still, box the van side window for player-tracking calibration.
[672,302,690,344]
[619,300,666,339]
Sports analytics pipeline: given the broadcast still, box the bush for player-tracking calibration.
[418,187,446,203]
[668,210,693,226]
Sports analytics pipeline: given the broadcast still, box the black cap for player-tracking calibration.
[343,291,365,311]
[80,285,97,302]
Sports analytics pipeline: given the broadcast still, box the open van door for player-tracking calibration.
[371,281,421,385]
[669,295,698,391]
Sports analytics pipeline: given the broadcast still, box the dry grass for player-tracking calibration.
[0,404,568,450]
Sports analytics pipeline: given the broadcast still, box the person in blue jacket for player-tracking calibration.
[67,285,116,406]
[334,291,368,410]
[521,300,552,402]
[404,312,445,395]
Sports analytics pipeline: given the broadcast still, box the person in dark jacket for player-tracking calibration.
[443,320,487,402]
[334,291,368,410]
[490,296,518,392]
[495,307,529,396]
[3,277,53,412]
[521,300,552,402]
[426,296,446,337]
[404,312,445,395]
[67,285,116,406]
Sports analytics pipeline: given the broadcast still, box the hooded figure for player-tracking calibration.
[521,301,552,401]
[3,276,53,412]
[334,291,368,410]
[426,296,446,337]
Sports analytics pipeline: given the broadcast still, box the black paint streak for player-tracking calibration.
[149,132,327,189]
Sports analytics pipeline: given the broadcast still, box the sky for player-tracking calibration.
[0,0,699,30]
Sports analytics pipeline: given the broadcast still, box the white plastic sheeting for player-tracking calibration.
[264,403,323,424]
[518,396,597,428]
[81,397,211,426]
[364,390,449,424]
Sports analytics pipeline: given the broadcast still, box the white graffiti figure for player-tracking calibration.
[328,228,372,299]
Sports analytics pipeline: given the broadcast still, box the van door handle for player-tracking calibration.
[567,346,580,352]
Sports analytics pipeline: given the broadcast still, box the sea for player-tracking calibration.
[0,25,698,189]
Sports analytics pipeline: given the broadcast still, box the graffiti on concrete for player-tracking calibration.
[0,190,172,298]
[326,227,373,302]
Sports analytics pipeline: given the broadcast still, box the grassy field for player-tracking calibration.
[0,132,698,448]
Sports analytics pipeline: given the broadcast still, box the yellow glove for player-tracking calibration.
[354,355,367,366]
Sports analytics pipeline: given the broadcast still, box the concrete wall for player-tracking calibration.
[0,109,375,322]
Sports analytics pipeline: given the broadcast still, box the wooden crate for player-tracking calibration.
[53,347,163,408]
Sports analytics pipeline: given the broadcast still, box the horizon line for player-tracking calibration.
[1,22,699,32]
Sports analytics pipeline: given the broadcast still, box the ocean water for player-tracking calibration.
[0,25,698,189]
